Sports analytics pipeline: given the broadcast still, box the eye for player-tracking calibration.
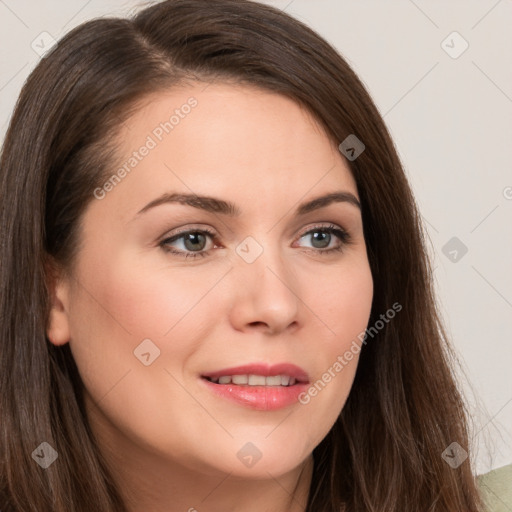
[160,228,217,259]
[159,223,352,259]
[295,224,352,255]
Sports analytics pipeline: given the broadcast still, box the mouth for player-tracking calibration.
[201,362,309,386]
[200,363,310,411]
[203,374,300,386]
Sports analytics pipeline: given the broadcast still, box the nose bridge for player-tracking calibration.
[230,233,300,332]
[235,233,290,289]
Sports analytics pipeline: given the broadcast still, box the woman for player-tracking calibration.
[0,0,484,510]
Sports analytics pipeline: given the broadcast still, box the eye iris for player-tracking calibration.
[311,231,330,249]
[184,232,207,251]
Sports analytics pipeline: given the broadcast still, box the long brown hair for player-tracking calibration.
[0,1,483,510]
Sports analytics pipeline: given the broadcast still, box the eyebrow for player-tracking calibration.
[135,190,361,218]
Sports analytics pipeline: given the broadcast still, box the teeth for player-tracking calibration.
[232,375,248,385]
[265,375,282,386]
[248,375,266,386]
[206,374,299,386]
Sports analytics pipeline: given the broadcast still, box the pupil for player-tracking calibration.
[184,233,206,251]
[312,231,330,248]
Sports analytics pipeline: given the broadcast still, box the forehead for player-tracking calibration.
[95,82,358,220]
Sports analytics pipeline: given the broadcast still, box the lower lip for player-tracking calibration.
[201,378,309,411]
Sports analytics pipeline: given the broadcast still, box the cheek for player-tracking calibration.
[315,257,374,344]
[81,249,226,340]
[298,258,372,419]
[67,250,232,388]
[65,252,191,391]
[66,253,227,446]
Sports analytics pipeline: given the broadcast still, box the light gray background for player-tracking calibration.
[0,0,510,475]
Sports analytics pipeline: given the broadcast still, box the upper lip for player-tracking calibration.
[201,363,309,383]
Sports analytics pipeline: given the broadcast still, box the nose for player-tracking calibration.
[228,243,300,335]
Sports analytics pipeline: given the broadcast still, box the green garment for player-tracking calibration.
[478,464,512,512]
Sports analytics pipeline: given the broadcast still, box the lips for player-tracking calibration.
[201,363,309,383]
[200,363,310,411]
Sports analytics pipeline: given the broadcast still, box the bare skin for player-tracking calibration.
[47,82,373,512]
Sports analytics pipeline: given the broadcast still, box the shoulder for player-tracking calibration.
[477,463,512,512]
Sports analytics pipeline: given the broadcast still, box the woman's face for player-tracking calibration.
[48,83,373,481]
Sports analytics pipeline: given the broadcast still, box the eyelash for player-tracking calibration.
[159,224,352,259]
